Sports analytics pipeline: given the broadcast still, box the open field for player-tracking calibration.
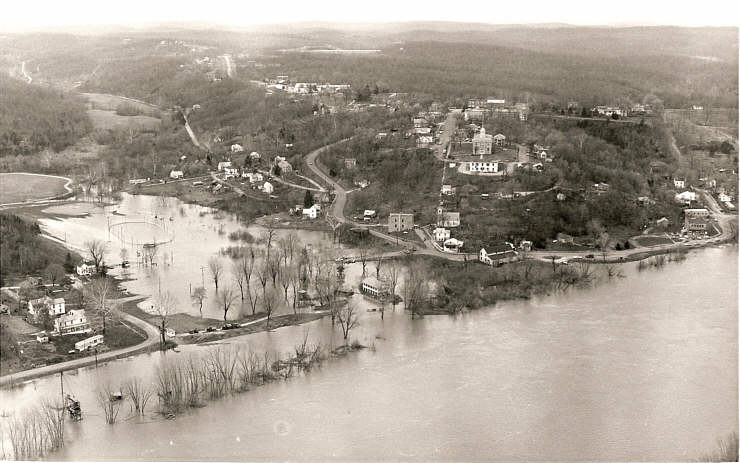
[82,92,160,114]
[634,235,674,247]
[87,109,161,131]
[0,173,72,205]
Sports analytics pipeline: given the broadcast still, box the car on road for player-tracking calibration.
[222,323,238,330]
[206,326,217,332]
[585,254,595,259]
[188,329,200,334]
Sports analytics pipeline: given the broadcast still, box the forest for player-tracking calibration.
[0,213,79,286]
[0,76,92,156]
[254,40,737,109]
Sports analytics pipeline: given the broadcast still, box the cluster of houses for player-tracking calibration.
[409,115,440,148]
[461,99,529,122]
[216,159,274,194]
[264,76,351,95]
[290,203,322,220]
[27,296,94,339]
[683,208,711,235]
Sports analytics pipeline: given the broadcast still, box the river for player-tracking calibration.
[2,195,737,461]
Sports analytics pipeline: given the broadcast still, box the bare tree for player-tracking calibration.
[246,285,260,316]
[403,262,428,320]
[375,255,383,279]
[85,277,115,334]
[336,300,360,343]
[208,257,223,290]
[358,243,369,276]
[217,287,237,322]
[191,286,207,317]
[262,287,278,329]
[262,222,276,258]
[384,263,400,311]
[153,291,176,349]
[142,244,158,267]
[598,231,610,262]
[44,263,66,288]
[288,264,301,314]
[268,255,280,287]
[231,260,246,301]
[84,239,107,274]
[278,262,293,304]
[257,258,270,299]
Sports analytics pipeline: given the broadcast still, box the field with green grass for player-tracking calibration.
[0,173,71,204]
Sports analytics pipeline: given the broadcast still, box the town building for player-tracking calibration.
[413,118,427,128]
[302,204,320,219]
[437,211,460,228]
[675,191,697,205]
[493,133,506,147]
[76,263,95,276]
[231,144,244,153]
[443,238,464,253]
[217,161,232,171]
[433,227,450,242]
[169,170,184,179]
[249,151,261,160]
[593,106,627,117]
[361,277,389,299]
[656,217,670,228]
[472,128,493,155]
[275,156,293,173]
[673,178,686,189]
[467,161,500,173]
[344,158,357,169]
[440,184,456,195]
[262,181,274,194]
[388,213,414,233]
[54,309,91,336]
[363,210,377,221]
[479,243,519,266]
[417,135,434,148]
[28,296,66,322]
[684,208,710,218]
[684,216,709,232]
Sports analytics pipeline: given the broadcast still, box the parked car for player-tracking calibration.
[188,329,199,334]
[585,254,595,259]
[206,326,217,332]
[222,323,237,330]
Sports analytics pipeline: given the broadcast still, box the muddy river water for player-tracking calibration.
[1,194,736,461]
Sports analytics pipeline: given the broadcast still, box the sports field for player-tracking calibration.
[0,173,72,205]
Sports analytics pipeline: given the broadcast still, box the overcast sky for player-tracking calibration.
[1,0,738,30]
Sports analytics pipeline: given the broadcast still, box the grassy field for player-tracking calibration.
[82,92,160,114]
[87,109,161,131]
[634,235,674,247]
[0,173,71,204]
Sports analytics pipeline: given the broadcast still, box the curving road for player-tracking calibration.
[0,298,161,387]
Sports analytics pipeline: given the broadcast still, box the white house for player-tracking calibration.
[443,238,464,253]
[76,263,95,277]
[275,156,293,173]
[262,181,274,194]
[169,170,184,180]
[417,135,434,147]
[217,161,232,171]
[243,172,264,183]
[675,191,697,204]
[302,204,320,219]
[224,167,238,178]
[28,296,66,321]
[230,144,244,153]
[440,185,456,195]
[468,161,500,173]
[493,133,506,147]
[249,151,261,160]
[437,211,460,228]
[54,309,91,336]
[433,227,450,242]
[684,208,710,218]
[718,193,731,202]
[479,243,519,266]
[673,178,686,189]
[413,127,432,135]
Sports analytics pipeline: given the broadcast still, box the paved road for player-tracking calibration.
[0,298,161,387]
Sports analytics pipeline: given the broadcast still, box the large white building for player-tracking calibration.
[467,161,500,173]
[28,296,66,322]
[472,128,493,155]
[54,309,91,336]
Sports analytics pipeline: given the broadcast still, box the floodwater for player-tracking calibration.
[1,202,737,462]
[38,193,362,319]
